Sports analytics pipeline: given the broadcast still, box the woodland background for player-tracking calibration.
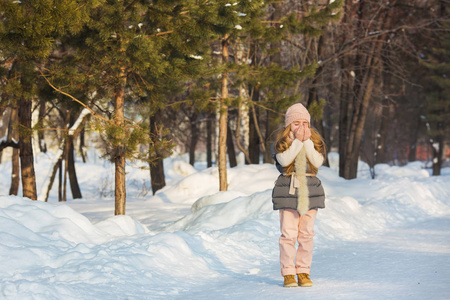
[0,0,449,215]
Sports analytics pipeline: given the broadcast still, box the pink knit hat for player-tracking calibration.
[285,103,310,127]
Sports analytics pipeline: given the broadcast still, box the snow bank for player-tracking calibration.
[151,163,278,205]
[0,195,108,245]
[0,196,213,299]
[0,152,449,299]
[191,190,247,212]
[95,215,149,237]
[165,163,450,244]
[167,191,273,233]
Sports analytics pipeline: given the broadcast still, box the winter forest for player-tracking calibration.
[0,1,449,299]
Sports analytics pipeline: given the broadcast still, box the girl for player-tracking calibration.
[271,103,326,288]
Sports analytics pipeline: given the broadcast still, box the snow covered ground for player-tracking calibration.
[0,151,449,300]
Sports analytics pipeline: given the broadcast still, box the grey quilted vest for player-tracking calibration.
[271,143,326,211]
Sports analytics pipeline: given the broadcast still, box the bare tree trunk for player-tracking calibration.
[219,34,229,191]
[150,158,165,195]
[149,112,166,195]
[346,59,379,178]
[79,126,87,163]
[431,130,444,176]
[38,99,47,153]
[61,110,70,202]
[408,113,421,162]
[338,1,357,178]
[189,112,199,166]
[306,32,327,143]
[375,98,393,164]
[9,148,20,195]
[63,136,69,202]
[248,40,260,165]
[207,112,214,168]
[263,110,273,163]
[67,112,82,199]
[114,67,127,215]
[0,108,6,164]
[18,97,37,200]
[227,124,237,168]
[339,1,390,179]
[8,106,20,195]
[58,159,63,202]
[42,155,63,202]
[68,135,82,199]
[338,57,352,178]
[248,92,260,164]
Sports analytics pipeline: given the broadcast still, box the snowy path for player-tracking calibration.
[174,216,450,300]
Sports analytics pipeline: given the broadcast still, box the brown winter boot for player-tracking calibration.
[283,275,298,287]
[297,273,313,287]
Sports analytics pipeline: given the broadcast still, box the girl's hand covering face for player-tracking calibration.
[291,120,309,141]
[303,127,311,141]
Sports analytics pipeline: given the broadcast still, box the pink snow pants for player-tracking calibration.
[279,208,318,276]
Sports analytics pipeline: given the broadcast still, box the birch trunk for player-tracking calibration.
[235,38,250,163]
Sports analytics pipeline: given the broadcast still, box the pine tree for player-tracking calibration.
[41,0,217,213]
[71,1,170,214]
[139,0,215,194]
[0,0,96,200]
[189,0,274,190]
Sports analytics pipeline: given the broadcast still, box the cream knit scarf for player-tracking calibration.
[294,147,309,215]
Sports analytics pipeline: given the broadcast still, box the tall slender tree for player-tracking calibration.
[420,5,450,175]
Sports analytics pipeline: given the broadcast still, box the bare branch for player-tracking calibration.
[39,69,110,123]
